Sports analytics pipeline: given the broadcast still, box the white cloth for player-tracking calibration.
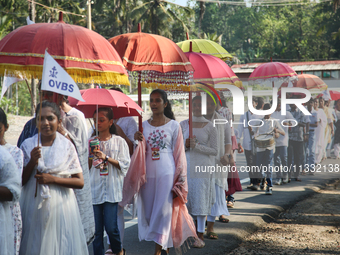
[90,135,130,204]
[19,133,88,255]
[115,117,138,143]
[62,114,95,244]
[2,143,23,255]
[206,111,231,190]
[138,120,180,249]
[217,106,235,136]
[209,184,230,217]
[67,108,88,138]
[0,146,21,255]
[253,117,285,152]
[315,109,327,163]
[181,118,217,216]
[236,111,263,150]
[271,111,295,147]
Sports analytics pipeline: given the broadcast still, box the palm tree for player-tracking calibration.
[130,0,193,36]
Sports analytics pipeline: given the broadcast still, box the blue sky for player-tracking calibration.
[171,0,190,7]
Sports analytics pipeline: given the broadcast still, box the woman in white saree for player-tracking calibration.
[19,101,88,255]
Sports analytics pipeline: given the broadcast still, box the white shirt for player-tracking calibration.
[89,135,130,204]
[253,117,285,152]
[67,108,88,138]
[236,111,263,151]
[271,111,295,147]
[114,117,138,143]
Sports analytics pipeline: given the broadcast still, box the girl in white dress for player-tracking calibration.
[0,146,21,255]
[180,95,218,248]
[89,107,130,255]
[134,89,194,255]
[0,107,23,255]
[19,101,88,255]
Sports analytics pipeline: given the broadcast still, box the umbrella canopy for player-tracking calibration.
[317,90,340,101]
[248,62,298,87]
[108,25,194,92]
[177,39,233,62]
[281,74,328,91]
[0,13,129,86]
[68,88,143,118]
[184,51,242,90]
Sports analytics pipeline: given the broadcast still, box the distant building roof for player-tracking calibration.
[232,60,340,74]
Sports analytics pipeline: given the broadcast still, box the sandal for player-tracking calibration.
[105,249,114,255]
[219,216,229,223]
[227,201,234,208]
[192,238,205,248]
[207,231,219,239]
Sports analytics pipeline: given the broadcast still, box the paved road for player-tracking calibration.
[88,154,340,255]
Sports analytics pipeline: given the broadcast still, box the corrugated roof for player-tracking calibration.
[232,60,340,74]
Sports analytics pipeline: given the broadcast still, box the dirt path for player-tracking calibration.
[226,179,340,255]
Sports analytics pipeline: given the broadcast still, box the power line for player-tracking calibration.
[195,0,332,7]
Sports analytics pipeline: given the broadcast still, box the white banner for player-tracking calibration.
[41,50,84,102]
[1,76,23,100]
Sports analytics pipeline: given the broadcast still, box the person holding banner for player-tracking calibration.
[19,101,88,255]
[17,50,95,244]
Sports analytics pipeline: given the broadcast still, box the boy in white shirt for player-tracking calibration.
[253,103,285,195]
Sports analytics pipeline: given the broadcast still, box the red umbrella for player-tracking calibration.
[281,74,328,91]
[0,12,129,85]
[248,62,297,87]
[68,88,143,118]
[109,24,194,130]
[317,90,340,101]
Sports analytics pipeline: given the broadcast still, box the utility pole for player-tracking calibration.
[31,1,36,115]
[87,1,92,30]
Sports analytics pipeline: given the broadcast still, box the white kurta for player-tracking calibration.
[3,143,23,255]
[315,109,327,164]
[138,120,179,249]
[0,146,21,255]
[19,134,88,255]
[181,118,218,216]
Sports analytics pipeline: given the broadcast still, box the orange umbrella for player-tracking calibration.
[0,12,129,85]
[281,74,328,91]
[109,24,194,130]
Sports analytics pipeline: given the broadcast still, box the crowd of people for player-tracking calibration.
[1,87,340,255]
[236,95,340,195]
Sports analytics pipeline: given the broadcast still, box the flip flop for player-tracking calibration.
[219,216,229,223]
[207,231,218,239]
[105,249,114,255]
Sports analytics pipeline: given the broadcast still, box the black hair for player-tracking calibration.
[0,107,8,128]
[93,107,117,135]
[256,97,265,110]
[35,101,61,121]
[192,95,202,103]
[150,89,175,120]
[263,103,271,111]
[110,87,123,93]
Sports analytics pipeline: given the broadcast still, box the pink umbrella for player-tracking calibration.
[68,88,143,118]
[248,62,298,87]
